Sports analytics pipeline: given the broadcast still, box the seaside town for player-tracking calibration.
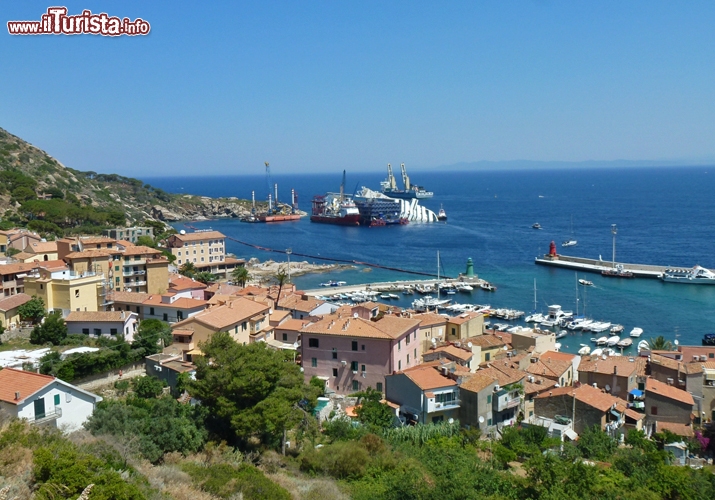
[0,221,714,498]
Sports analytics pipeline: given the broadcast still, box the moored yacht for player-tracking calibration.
[629,327,643,338]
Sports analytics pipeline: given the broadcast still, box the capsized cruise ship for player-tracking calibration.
[354,186,439,222]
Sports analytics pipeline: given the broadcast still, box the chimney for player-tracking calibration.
[120,310,125,319]
[14,391,20,401]
[613,366,617,375]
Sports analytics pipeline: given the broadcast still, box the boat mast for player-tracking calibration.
[436,251,440,301]
[575,273,579,316]
[533,278,537,312]
[340,170,346,203]
[611,224,617,269]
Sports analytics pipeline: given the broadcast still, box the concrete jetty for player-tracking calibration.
[535,254,669,279]
[302,277,485,297]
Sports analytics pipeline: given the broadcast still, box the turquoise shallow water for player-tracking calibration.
[145,166,715,354]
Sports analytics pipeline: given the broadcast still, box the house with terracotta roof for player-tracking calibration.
[385,362,461,424]
[644,377,695,428]
[271,318,306,351]
[526,355,574,388]
[578,355,646,400]
[0,367,102,432]
[278,293,337,320]
[0,292,31,329]
[24,240,59,261]
[166,230,227,268]
[144,353,195,396]
[522,374,558,421]
[300,312,421,395]
[168,275,208,300]
[445,311,484,341]
[103,226,155,244]
[478,365,526,429]
[111,246,168,294]
[459,370,500,430]
[142,293,208,324]
[534,384,628,436]
[106,291,150,318]
[65,310,138,342]
[466,334,506,363]
[23,264,106,316]
[0,229,41,255]
[423,342,477,371]
[0,261,37,296]
[350,302,380,320]
[414,312,447,353]
[170,297,271,362]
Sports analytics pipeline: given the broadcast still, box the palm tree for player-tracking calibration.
[231,266,250,287]
[272,267,289,306]
[178,262,196,278]
[648,335,673,351]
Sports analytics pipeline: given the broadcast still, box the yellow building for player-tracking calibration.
[0,293,32,329]
[23,241,59,261]
[24,266,107,316]
[167,230,226,267]
[445,312,484,341]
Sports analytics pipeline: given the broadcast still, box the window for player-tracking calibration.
[82,328,89,334]
[710,353,714,358]
[115,265,119,271]
[376,382,383,392]
[406,335,410,345]
[352,341,358,351]
[351,361,358,372]
[177,311,183,321]
[311,358,317,368]
[283,333,288,341]
[361,344,365,351]
[241,321,247,331]
[110,328,117,335]
[451,327,456,336]
[74,289,79,298]
[332,368,338,377]
[361,364,366,372]
[332,348,337,359]
[651,406,658,415]
[163,313,168,321]
[407,354,410,364]
[54,394,60,405]
[414,331,416,340]
[150,307,155,316]
[485,352,491,361]
[94,328,101,335]
[308,338,319,348]
[398,360,401,370]
[487,394,492,404]
[352,380,359,391]
[487,418,492,426]
[398,340,401,351]
[414,348,417,359]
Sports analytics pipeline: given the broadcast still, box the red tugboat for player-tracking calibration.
[309,170,361,226]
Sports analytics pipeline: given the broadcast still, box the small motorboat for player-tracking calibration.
[456,283,473,292]
[596,336,609,345]
[607,336,621,347]
[578,279,593,286]
[562,239,578,247]
[591,348,604,357]
[610,324,624,334]
[437,205,447,221]
[630,327,643,338]
[388,294,400,299]
[637,339,650,351]
[590,337,598,343]
[525,313,545,323]
[578,345,591,356]
[617,338,633,348]
[556,330,568,339]
[480,282,497,292]
[380,294,391,299]
[532,223,542,229]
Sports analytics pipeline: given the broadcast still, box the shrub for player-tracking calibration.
[182,462,291,499]
[132,376,166,398]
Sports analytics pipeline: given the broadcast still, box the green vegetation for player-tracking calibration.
[190,332,322,449]
[194,271,217,284]
[18,295,46,324]
[131,376,166,398]
[181,462,291,499]
[131,319,172,355]
[29,312,68,346]
[231,266,251,286]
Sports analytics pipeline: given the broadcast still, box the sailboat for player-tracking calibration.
[413,251,452,311]
[525,279,544,322]
[562,215,578,247]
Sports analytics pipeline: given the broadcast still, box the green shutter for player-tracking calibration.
[54,394,60,405]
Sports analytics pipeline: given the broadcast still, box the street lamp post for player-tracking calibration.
[286,248,292,282]
[611,224,617,269]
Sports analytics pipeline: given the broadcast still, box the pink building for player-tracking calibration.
[300,313,420,395]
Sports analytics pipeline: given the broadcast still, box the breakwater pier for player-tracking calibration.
[535,254,669,278]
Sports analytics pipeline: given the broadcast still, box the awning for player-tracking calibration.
[186,348,203,355]
[704,371,715,381]
[15,273,27,278]
[564,428,578,441]
[610,410,621,418]
[629,388,644,397]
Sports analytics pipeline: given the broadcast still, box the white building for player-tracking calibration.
[65,310,139,342]
[0,368,102,432]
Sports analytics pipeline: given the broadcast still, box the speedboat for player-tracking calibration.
[525,313,545,323]
[556,330,568,339]
[590,322,612,333]
[590,337,598,343]
[578,345,591,356]
[456,283,474,292]
[578,279,593,286]
[596,336,609,346]
[629,327,643,338]
[616,338,633,348]
[562,239,578,247]
[607,336,621,347]
[532,223,542,229]
[577,319,594,330]
[388,294,400,299]
[610,324,624,334]
[480,282,497,292]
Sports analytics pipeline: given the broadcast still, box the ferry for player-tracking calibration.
[661,265,715,285]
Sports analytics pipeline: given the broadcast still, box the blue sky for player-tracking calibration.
[2,1,715,176]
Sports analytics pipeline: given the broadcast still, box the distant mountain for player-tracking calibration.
[418,159,715,172]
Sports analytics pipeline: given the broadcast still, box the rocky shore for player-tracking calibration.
[151,196,306,222]
[246,259,355,280]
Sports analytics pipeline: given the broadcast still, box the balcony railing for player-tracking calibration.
[496,396,521,412]
[32,407,62,425]
[122,270,146,277]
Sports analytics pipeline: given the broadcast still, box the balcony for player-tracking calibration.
[123,258,146,265]
[427,398,461,413]
[495,396,521,412]
[32,407,62,425]
[122,269,146,277]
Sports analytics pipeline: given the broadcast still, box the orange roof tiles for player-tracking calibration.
[373,315,420,339]
[526,358,571,379]
[645,377,694,406]
[107,291,150,304]
[169,275,208,291]
[79,236,116,245]
[400,364,457,391]
[428,344,474,361]
[479,365,525,387]
[414,312,448,327]
[655,421,694,437]
[460,371,498,393]
[0,262,35,275]
[27,241,58,253]
[65,311,131,322]
[64,250,113,259]
[121,245,162,257]
[279,294,326,313]
[275,318,309,331]
[523,376,558,396]
[172,231,225,242]
[536,384,624,413]
[0,293,31,312]
[579,356,645,377]
[447,311,483,325]
[302,315,392,339]
[0,368,54,404]
[178,298,269,329]
[467,335,506,349]
[142,295,208,310]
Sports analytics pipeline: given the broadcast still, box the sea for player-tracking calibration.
[143,166,715,355]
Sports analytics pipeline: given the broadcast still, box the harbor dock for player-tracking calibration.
[302,277,486,297]
[535,254,668,279]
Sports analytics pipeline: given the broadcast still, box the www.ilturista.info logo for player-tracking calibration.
[8,7,150,36]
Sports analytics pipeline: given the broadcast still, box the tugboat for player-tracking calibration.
[532,223,542,229]
[437,205,447,221]
[601,264,634,278]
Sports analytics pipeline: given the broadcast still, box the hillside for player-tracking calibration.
[0,127,259,236]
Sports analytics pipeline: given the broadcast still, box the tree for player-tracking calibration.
[135,235,156,248]
[272,267,289,304]
[179,261,196,278]
[132,376,166,398]
[231,266,251,287]
[576,425,617,461]
[5,247,21,257]
[649,335,673,351]
[194,271,216,284]
[18,295,46,324]
[132,319,171,355]
[29,312,67,345]
[190,332,320,448]
[354,387,395,430]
